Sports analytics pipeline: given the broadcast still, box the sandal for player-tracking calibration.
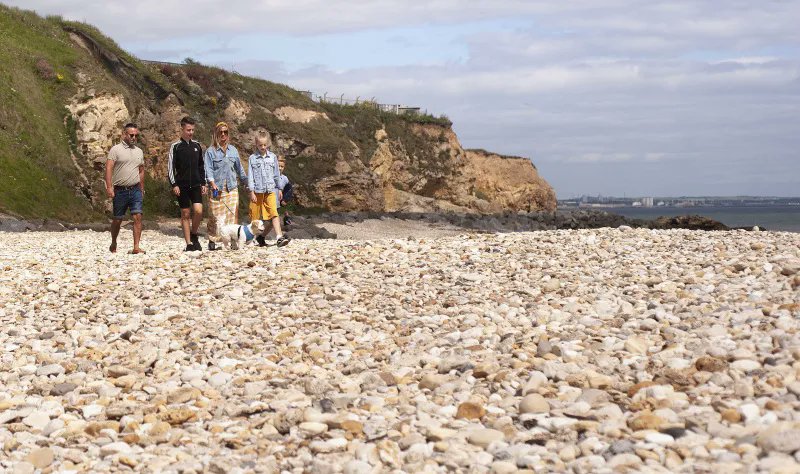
[109,243,117,253]
[128,249,147,254]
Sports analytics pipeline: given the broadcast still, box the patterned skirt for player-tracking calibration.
[208,188,239,236]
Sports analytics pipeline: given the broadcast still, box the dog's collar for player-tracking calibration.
[238,224,255,242]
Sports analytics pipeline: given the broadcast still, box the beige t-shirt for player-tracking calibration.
[107,142,144,187]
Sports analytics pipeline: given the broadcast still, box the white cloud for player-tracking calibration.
[8,0,799,44]
[713,57,779,65]
[4,0,570,39]
[566,153,636,163]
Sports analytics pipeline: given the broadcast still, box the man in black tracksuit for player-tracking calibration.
[168,116,207,251]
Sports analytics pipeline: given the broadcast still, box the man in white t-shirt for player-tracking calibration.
[105,123,145,254]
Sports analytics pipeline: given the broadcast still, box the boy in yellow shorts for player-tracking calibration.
[247,134,290,247]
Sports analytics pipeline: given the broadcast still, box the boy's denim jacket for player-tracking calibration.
[247,150,280,194]
[204,144,246,191]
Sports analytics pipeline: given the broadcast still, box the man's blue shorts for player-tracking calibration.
[112,185,143,219]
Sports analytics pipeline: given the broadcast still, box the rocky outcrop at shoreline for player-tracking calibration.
[0,227,799,472]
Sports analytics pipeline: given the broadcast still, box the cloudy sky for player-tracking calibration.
[9,1,800,197]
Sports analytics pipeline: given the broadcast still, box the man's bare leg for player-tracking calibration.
[110,218,122,252]
[132,213,143,253]
[191,203,203,236]
[180,208,192,244]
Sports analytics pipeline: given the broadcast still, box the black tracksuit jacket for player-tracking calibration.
[167,138,206,188]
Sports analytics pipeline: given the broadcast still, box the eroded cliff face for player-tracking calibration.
[363,124,556,213]
[67,93,129,165]
[66,91,556,214]
[462,150,557,213]
[61,29,555,215]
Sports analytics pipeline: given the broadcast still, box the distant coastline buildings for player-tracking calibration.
[559,195,800,208]
[631,197,655,207]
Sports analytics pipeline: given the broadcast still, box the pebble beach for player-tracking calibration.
[1,226,799,473]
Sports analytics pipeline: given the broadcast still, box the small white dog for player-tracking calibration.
[212,220,265,250]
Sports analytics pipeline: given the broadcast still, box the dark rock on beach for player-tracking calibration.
[649,215,730,231]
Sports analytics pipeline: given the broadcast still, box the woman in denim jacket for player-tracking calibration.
[248,133,290,247]
[204,121,247,250]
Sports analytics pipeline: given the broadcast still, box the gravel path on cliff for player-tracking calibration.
[1,228,799,473]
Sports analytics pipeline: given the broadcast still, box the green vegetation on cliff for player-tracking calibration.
[0,6,98,220]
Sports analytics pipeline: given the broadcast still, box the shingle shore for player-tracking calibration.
[0,227,799,473]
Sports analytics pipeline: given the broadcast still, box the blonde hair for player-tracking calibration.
[211,121,230,149]
[254,132,272,155]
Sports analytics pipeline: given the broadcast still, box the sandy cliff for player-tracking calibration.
[462,150,557,213]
